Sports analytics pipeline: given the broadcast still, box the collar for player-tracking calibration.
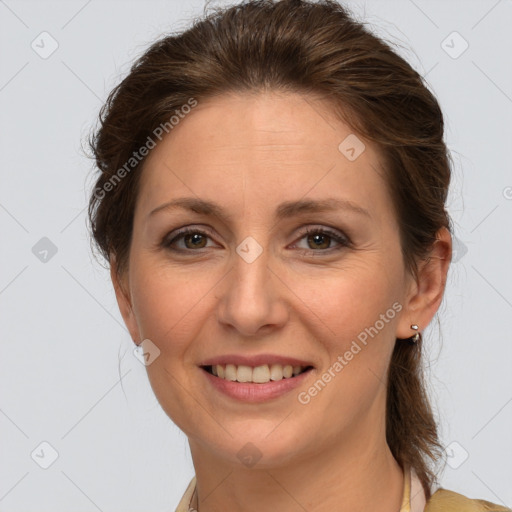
[401,465,428,512]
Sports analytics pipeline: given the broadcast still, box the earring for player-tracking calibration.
[397,324,421,345]
[407,324,421,345]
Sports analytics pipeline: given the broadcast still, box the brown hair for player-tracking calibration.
[87,0,452,496]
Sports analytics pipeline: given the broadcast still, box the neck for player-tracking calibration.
[188,420,404,512]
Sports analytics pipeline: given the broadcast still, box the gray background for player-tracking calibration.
[1,0,511,510]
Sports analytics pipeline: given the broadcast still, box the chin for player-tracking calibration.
[208,428,308,470]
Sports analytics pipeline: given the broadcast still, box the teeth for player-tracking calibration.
[225,364,237,381]
[252,365,270,383]
[237,365,252,382]
[209,363,308,383]
[282,365,293,378]
[269,364,285,381]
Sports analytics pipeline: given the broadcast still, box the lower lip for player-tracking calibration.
[200,367,314,403]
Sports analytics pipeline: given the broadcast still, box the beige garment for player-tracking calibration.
[175,465,427,512]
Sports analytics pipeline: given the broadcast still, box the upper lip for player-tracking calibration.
[200,354,314,368]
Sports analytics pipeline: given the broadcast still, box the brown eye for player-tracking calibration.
[293,227,350,255]
[162,228,215,252]
[182,232,208,249]
[306,232,331,250]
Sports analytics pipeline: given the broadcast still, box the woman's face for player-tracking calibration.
[114,91,425,468]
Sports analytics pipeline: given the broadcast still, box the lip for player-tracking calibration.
[200,366,315,403]
[199,353,314,368]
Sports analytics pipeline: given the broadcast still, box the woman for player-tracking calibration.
[87,0,510,510]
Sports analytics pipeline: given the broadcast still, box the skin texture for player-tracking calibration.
[112,91,452,512]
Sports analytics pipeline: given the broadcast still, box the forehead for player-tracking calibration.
[136,92,390,221]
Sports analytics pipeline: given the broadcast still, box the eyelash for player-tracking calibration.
[161,226,351,256]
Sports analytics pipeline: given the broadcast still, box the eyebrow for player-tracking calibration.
[148,197,371,221]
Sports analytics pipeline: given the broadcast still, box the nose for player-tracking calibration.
[216,243,290,337]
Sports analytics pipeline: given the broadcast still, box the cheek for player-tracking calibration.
[128,259,216,430]
[291,279,399,433]
[326,280,398,345]
[293,257,402,347]
[129,258,211,358]
[298,261,401,404]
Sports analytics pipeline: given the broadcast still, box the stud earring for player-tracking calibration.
[408,324,421,345]
[397,324,421,345]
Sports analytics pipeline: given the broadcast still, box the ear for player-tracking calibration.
[396,226,452,339]
[110,254,141,344]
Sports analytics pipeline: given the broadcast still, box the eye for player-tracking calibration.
[161,225,351,255]
[292,227,350,255]
[161,227,216,252]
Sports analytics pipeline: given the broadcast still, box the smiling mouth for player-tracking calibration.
[201,364,314,384]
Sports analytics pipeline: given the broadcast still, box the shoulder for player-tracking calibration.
[425,488,511,512]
